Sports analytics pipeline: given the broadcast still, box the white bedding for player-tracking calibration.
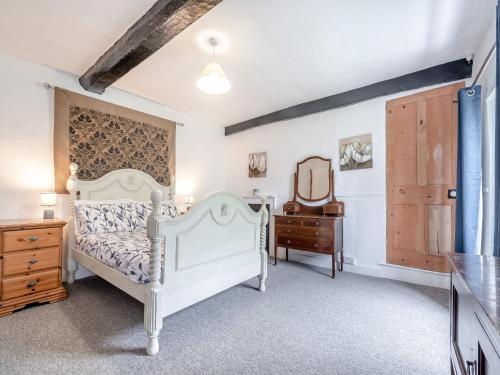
[74,200,176,284]
[76,230,158,284]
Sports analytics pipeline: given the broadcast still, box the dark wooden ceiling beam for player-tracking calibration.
[224,58,473,136]
[79,0,223,94]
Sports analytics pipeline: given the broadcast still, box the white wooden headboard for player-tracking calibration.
[66,163,173,201]
[64,163,174,282]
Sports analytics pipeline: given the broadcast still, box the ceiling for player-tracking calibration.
[0,0,495,126]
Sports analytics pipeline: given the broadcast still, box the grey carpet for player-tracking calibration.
[0,261,449,375]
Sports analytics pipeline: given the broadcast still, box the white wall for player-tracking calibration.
[472,16,497,255]
[224,83,472,288]
[0,53,226,279]
[0,52,226,221]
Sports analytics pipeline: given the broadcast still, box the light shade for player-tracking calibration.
[40,192,57,206]
[196,61,231,95]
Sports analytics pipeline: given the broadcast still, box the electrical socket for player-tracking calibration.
[343,256,355,265]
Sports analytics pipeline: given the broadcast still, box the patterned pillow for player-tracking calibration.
[75,201,136,235]
[134,200,178,229]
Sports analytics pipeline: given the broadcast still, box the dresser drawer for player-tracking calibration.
[2,228,60,252]
[277,235,333,254]
[302,218,331,228]
[2,269,59,300]
[275,216,302,227]
[276,226,332,240]
[3,247,60,277]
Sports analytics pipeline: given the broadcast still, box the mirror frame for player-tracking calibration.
[295,156,332,202]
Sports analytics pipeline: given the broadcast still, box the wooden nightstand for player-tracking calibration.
[0,219,67,316]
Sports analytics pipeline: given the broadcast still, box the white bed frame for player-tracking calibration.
[65,163,268,356]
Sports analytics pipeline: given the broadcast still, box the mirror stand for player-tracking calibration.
[283,156,344,216]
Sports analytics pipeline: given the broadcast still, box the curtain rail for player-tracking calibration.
[467,44,496,94]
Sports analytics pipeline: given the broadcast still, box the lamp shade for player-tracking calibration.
[40,192,57,206]
[196,61,231,95]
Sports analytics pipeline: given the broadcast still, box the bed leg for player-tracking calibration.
[259,274,266,293]
[145,192,163,356]
[67,268,77,284]
[67,259,78,284]
[147,333,159,356]
[258,197,268,293]
[258,248,267,293]
[145,288,162,356]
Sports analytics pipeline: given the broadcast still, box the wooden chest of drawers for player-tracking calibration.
[274,214,343,278]
[0,219,67,316]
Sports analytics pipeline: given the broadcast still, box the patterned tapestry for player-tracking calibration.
[69,106,171,185]
[54,88,175,193]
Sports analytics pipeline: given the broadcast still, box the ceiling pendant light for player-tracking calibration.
[197,37,231,95]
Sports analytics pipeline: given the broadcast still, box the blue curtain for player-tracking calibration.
[455,87,482,253]
[494,4,500,256]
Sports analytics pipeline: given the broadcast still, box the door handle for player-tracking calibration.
[466,360,476,375]
[448,189,457,199]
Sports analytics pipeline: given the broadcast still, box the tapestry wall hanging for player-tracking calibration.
[54,88,176,193]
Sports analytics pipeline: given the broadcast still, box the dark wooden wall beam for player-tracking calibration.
[79,0,223,94]
[224,58,473,136]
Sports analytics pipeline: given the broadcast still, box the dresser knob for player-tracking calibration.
[314,243,319,248]
[286,220,291,224]
[315,222,320,226]
[314,232,319,236]
[286,229,291,233]
[286,240,291,244]
[26,280,38,288]
[28,236,38,241]
[29,259,38,264]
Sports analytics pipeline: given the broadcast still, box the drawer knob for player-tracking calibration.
[28,236,38,241]
[314,243,319,248]
[286,220,291,224]
[315,222,320,226]
[314,232,319,236]
[29,258,38,265]
[286,229,291,233]
[286,240,291,244]
[26,280,38,288]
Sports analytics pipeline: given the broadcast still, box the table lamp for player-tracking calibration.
[40,192,57,219]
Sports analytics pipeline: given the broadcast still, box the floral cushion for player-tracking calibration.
[75,201,136,236]
[75,200,178,235]
[76,230,158,284]
[134,200,178,229]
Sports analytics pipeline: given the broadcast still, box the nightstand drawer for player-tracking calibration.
[3,247,60,276]
[2,228,60,252]
[2,269,59,300]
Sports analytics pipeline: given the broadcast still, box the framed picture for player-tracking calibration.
[339,133,373,171]
[249,152,267,178]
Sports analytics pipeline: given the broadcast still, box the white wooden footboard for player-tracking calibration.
[145,190,268,355]
[65,164,267,356]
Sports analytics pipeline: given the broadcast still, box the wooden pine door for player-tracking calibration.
[386,83,463,272]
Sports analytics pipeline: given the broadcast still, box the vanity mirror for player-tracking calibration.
[274,156,344,278]
[296,156,332,201]
[283,156,344,216]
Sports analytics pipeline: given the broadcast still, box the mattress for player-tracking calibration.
[76,230,159,284]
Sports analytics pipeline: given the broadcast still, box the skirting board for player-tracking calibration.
[279,249,449,289]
